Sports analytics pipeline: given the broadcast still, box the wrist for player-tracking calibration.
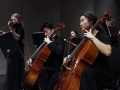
[90,36,95,41]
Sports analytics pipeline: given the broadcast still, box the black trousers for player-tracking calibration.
[48,72,59,90]
[32,66,57,90]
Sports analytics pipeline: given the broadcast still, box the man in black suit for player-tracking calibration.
[27,21,65,90]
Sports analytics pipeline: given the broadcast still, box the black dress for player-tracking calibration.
[15,23,25,54]
[80,31,113,90]
[69,37,82,54]
[6,23,25,90]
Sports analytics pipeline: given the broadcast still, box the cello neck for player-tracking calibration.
[30,42,45,60]
[69,20,100,59]
[91,20,100,32]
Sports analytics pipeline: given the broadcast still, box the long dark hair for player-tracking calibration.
[72,30,80,38]
[80,11,106,33]
[80,11,97,25]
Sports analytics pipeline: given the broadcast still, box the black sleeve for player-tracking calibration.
[16,25,25,40]
[47,38,65,55]
[97,32,111,45]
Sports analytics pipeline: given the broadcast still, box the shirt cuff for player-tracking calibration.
[47,41,52,45]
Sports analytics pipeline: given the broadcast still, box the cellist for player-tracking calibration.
[64,30,82,55]
[79,11,112,90]
[48,11,113,90]
[27,21,65,90]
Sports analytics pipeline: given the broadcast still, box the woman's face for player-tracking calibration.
[80,15,92,31]
[71,31,76,37]
[11,16,19,24]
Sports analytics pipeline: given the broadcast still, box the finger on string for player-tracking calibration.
[89,29,92,32]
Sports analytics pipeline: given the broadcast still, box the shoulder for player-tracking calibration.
[54,35,64,41]
[18,24,24,30]
[96,31,111,45]
[97,31,108,38]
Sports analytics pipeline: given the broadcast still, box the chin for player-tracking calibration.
[82,28,85,31]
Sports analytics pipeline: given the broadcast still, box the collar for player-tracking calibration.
[52,34,56,39]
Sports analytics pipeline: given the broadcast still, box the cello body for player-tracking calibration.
[22,45,51,89]
[54,39,99,90]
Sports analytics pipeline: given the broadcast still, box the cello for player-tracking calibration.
[22,23,65,89]
[54,13,111,90]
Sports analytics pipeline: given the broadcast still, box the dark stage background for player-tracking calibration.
[0,1,120,89]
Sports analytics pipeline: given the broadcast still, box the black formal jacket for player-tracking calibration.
[31,35,65,71]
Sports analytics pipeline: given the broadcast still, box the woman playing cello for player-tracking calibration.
[64,30,82,55]
[79,11,112,90]
[48,11,113,90]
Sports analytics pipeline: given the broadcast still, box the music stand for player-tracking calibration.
[0,32,24,90]
[32,32,45,47]
[0,31,23,59]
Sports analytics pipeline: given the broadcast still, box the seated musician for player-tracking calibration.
[64,30,82,54]
[48,12,113,90]
[27,21,65,90]
[79,11,113,90]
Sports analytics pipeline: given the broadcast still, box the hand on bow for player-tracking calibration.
[63,55,71,65]
[62,55,71,70]
[27,59,32,67]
